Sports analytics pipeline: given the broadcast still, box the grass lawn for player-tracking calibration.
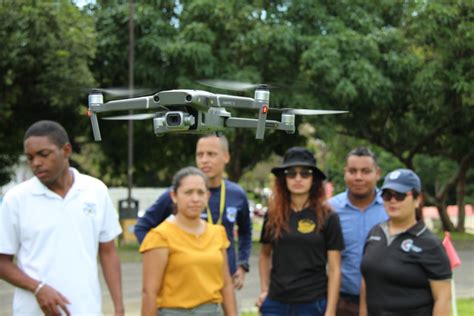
[458,298,474,315]
[117,230,473,316]
[118,230,473,261]
[433,230,474,251]
[117,242,141,262]
[434,230,474,241]
[241,299,474,316]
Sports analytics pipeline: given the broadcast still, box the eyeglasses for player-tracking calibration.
[284,168,313,179]
[381,190,409,202]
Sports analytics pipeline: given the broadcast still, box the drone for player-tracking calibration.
[87,80,347,141]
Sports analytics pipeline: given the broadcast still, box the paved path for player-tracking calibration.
[1,246,472,315]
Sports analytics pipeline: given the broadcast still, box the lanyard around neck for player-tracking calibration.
[206,180,226,225]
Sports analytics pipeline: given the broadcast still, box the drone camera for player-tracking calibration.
[154,111,196,135]
[165,112,195,129]
[166,113,184,126]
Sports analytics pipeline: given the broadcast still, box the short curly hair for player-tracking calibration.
[24,120,70,148]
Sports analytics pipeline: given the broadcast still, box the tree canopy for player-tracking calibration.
[0,0,96,184]
[1,0,472,230]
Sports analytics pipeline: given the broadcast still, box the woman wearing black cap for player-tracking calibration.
[256,147,344,316]
[360,169,452,316]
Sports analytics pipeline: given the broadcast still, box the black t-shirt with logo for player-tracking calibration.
[361,221,452,315]
[260,208,344,303]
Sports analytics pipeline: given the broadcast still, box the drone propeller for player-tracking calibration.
[102,113,156,120]
[272,108,348,115]
[197,79,274,91]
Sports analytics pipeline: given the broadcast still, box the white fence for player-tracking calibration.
[108,187,167,217]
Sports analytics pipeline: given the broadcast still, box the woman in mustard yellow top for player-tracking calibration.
[140,167,236,316]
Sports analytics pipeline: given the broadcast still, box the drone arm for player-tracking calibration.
[254,88,269,139]
[92,96,163,113]
[225,117,294,136]
[215,94,256,109]
[89,112,102,141]
[88,94,163,141]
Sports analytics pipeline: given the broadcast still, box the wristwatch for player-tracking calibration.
[239,262,250,272]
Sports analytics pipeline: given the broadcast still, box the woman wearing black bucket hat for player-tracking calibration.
[257,147,344,316]
[359,169,452,316]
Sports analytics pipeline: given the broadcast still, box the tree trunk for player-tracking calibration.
[436,201,455,232]
[228,133,244,182]
[456,169,466,232]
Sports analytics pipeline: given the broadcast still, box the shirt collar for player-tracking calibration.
[406,220,428,237]
[31,168,82,197]
[382,220,427,237]
[343,188,383,209]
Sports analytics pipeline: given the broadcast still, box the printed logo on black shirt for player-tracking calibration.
[297,219,316,233]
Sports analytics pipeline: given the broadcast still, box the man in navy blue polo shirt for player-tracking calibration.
[134,134,252,289]
[328,147,388,316]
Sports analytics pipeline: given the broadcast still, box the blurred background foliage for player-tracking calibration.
[0,0,472,231]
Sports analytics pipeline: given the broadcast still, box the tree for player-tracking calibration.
[296,1,473,231]
[85,1,196,186]
[88,0,306,186]
[0,0,96,185]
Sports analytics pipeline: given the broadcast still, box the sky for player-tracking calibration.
[73,0,95,9]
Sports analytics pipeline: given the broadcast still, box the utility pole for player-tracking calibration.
[127,0,135,204]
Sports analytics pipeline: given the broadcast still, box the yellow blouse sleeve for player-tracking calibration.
[139,228,169,253]
[219,226,230,250]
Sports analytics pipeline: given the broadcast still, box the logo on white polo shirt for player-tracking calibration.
[83,202,97,217]
[401,238,422,253]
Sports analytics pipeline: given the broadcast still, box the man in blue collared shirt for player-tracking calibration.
[328,147,388,316]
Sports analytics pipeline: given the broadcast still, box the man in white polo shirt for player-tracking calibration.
[0,120,124,315]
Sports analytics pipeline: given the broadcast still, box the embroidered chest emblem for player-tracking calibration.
[297,219,316,234]
[226,207,237,222]
[400,238,422,253]
[83,202,97,217]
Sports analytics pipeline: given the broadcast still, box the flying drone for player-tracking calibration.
[87,80,347,141]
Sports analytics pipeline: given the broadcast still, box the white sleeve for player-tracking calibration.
[0,194,20,254]
[98,188,122,243]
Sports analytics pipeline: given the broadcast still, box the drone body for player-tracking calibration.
[88,84,347,141]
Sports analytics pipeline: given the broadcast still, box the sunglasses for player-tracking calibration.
[284,168,313,179]
[381,190,409,202]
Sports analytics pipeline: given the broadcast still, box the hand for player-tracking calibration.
[255,290,268,309]
[232,267,246,290]
[35,284,71,316]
